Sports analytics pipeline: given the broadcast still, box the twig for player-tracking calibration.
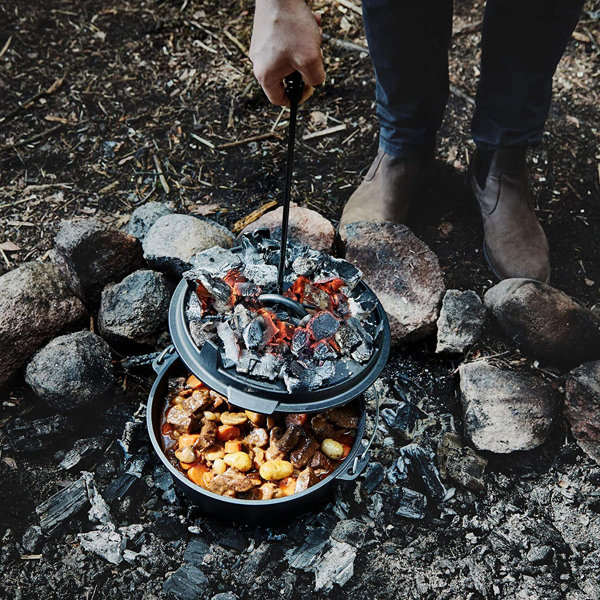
[303,124,347,140]
[0,35,12,58]
[323,33,368,54]
[217,132,281,149]
[2,123,65,150]
[232,200,278,233]
[190,133,215,149]
[583,27,600,55]
[0,248,11,269]
[336,0,362,16]
[223,28,248,56]
[449,83,475,106]
[0,76,65,124]
[452,20,483,36]
[152,154,170,194]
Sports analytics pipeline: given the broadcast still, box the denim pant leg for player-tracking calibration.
[362,0,454,159]
[472,0,585,149]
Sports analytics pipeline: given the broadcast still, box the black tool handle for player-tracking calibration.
[277,71,305,294]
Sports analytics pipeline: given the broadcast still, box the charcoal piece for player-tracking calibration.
[383,401,428,434]
[58,437,104,470]
[308,311,339,341]
[395,487,428,519]
[189,320,218,349]
[22,525,45,554]
[331,519,366,548]
[314,360,335,384]
[163,564,209,600]
[36,477,89,534]
[291,328,311,357]
[236,349,259,373]
[78,525,126,564]
[102,472,139,503]
[397,444,446,499]
[250,353,284,380]
[242,263,278,287]
[259,313,278,348]
[186,292,205,321]
[286,526,330,569]
[362,462,385,493]
[217,322,241,368]
[331,358,362,384]
[233,281,261,298]
[151,515,187,541]
[3,415,75,454]
[243,318,263,350]
[351,341,371,363]
[313,340,337,361]
[188,246,242,276]
[303,284,332,311]
[334,320,363,354]
[318,256,362,290]
[183,536,211,564]
[292,256,318,277]
[232,303,253,333]
[194,273,233,313]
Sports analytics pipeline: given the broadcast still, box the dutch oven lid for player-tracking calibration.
[168,279,390,414]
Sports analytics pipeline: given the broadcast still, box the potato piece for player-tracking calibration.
[204,445,225,461]
[217,425,241,441]
[178,434,200,448]
[203,411,220,421]
[257,482,277,500]
[175,446,196,464]
[220,412,248,426]
[260,459,294,481]
[245,410,265,426]
[223,451,252,472]
[224,440,242,454]
[173,395,185,405]
[321,438,344,460]
[212,458,227,475]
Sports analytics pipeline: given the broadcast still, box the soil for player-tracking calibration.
[1,1,599,600]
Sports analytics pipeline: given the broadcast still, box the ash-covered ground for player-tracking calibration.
[1,1,600,599]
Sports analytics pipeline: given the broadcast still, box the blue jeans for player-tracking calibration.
[362,0,585,158]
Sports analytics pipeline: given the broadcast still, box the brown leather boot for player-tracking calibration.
[339,149,423,232]
[471,148,550,283]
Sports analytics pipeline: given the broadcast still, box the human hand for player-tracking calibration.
[250,0,325,106]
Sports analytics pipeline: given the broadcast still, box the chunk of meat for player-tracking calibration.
[285,413,308,427]
[208,467,257,495]
[290,434,320,469]
[182,389,211,413]
[245,427,269,448]
[269,426,283,445]
[166,405,200,435]
[257,482,277,500]
[275,424,303,453]
[325,406,359,429]
[294,467,319,493]
[310,450,333,471]
[311,415,336,440]
[210,390,228,410]
[197,418,218,450]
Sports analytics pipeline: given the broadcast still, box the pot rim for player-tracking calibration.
[146,352,369,506]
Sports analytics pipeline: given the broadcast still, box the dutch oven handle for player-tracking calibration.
[152,345,177,375]
[337,384,381,481]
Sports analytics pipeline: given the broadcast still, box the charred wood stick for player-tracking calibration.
[452,20,483,36]
[449,83,475,106]
[217,132,281,149]
[152,154,170,194]
[323,34,369,55]
[0,76,65,124]
[118,351,161,369]
[3,123,65,150]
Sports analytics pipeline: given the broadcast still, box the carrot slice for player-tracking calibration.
[186,374,205,389]
[179,433,200,448]
[188,463,212,488]
[217,425,241,442]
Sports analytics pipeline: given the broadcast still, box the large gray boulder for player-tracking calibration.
[0,262,88,386]
[459,359,559,453]
[98,269,171,346]
[342,221,445,344]
[53,218,144,304]
[126,202,173,240]
[484,278,600,368]
[143,214,234,277]
[564,361,600,465]
[25,331,115,413]
[436,289,487,353]
[239,203,335,253]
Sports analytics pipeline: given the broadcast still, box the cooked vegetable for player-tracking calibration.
[224,440,242,453]
[213,458,227,474]
[223,451,252,472]
[260,459,294,481]
[204,445,225,461]
[220,412,248,426]
[217,425,241,441]
[175,446,196,464]
[321,438,344,460]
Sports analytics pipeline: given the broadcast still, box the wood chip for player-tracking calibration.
[0,241,21,252]
[188,203,220,216]
[232,200,278,233]
[303,124,347,141]
[336,0,362,15]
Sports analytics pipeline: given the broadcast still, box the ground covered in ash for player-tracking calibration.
[1,1,600,599]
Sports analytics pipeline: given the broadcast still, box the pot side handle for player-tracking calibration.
[337,383,381,481]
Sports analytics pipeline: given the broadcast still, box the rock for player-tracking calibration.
[459,360,559,453]
[342,222,445,344]
[2,415,75,454]
[127,202,172,240]
[25,331,116,413]
[143,214,233,276]
[53,218,144,304]
[436,289,486,353]
[395,487,428,519]
[564,361,600,465]
[98,269,171,346]
[437,432,488,493]
[36,477,89,534]
[0,261,87,386]
[22,525,45,553]
[239,203,335,252]
[484,278,600,368]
